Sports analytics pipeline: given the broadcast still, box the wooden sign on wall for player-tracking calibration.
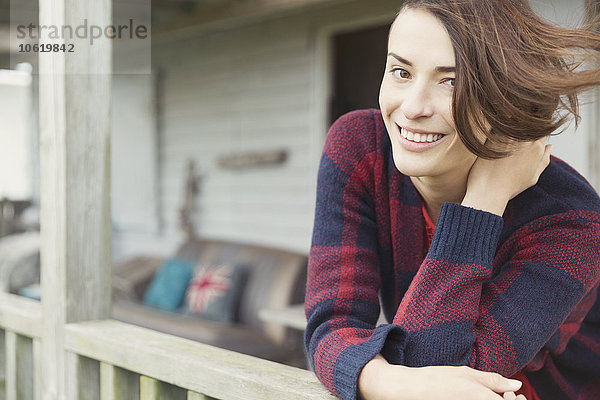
[217,149,288,170]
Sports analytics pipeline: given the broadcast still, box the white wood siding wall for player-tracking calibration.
[158,21,314,253]
[0,69,33,201]
[148,0,400,254]
[112,75,158,235]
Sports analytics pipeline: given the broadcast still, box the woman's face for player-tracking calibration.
[379,8,477,179]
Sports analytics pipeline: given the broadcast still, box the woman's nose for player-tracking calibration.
[400,83,434,120]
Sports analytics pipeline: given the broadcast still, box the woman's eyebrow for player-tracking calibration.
[387,52,455,73]
[387,52,412,66]
[435,66,456,73]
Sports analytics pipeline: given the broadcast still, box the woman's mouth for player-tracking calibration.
[396,125,446,152]
[400,127,444,143]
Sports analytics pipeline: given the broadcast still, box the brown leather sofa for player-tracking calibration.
[111,238,308,367]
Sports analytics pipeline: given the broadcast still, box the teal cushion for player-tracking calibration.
[143,258,194,311]
[18,284,41,301]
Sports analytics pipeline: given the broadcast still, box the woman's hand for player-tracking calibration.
[358,354,526,400]
[504,392,527,400]
[461,138,552,216]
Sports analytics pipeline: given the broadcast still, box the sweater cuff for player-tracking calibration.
[428,202,504,267]
[333,324,405,400]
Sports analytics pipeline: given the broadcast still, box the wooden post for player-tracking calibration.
[187,391,214,400]
[586,3,600,192]
[5,331,16,400]
[594,87,600,193]
[38,0,112,398]
[33,339,42,400]
[66,353,100,400]
[6,332,34,400]
[100,363,140,400]
[140,376,187,400]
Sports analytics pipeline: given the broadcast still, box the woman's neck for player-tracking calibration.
[410,172,469,224]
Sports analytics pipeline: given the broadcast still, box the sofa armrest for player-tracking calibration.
[112,256,163,301]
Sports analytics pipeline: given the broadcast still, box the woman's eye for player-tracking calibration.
[391,68,410,80]
[443,78,456,87]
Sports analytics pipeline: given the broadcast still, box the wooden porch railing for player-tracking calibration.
[29,0,336,398]
[0,292,41,400]
[0,292,334,400]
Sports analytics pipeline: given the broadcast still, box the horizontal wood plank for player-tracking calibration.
[0,293,42,339]
[65,320,335,400]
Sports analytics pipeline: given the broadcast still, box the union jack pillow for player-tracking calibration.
[185,263,247,323]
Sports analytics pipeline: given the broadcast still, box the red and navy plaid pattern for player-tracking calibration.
[304,109,600,400]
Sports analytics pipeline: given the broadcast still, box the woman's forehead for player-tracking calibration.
[388,8,455,67]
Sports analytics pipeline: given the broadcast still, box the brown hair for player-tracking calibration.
[399,0,600,158]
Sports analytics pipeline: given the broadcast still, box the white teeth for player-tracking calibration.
[400,127,443,143]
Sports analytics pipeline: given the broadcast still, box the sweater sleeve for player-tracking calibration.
[390,202,600,376]
[304,110,405,400]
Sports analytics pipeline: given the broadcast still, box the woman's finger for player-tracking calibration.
[471,369,522,393]
[503,391,517,400]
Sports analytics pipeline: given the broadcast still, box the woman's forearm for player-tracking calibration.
[358,354,397,400]
[358,354,524,400]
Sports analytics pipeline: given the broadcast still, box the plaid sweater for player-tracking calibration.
[304,109,600,400]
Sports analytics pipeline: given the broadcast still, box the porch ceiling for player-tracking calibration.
[0,0,348,43]
[151,0,351,36]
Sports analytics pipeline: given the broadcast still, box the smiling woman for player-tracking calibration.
[380,9,477,209]
[304,1,600,400]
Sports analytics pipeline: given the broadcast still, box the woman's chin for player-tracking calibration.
[393,163,434,178]
[392,153,439,178]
